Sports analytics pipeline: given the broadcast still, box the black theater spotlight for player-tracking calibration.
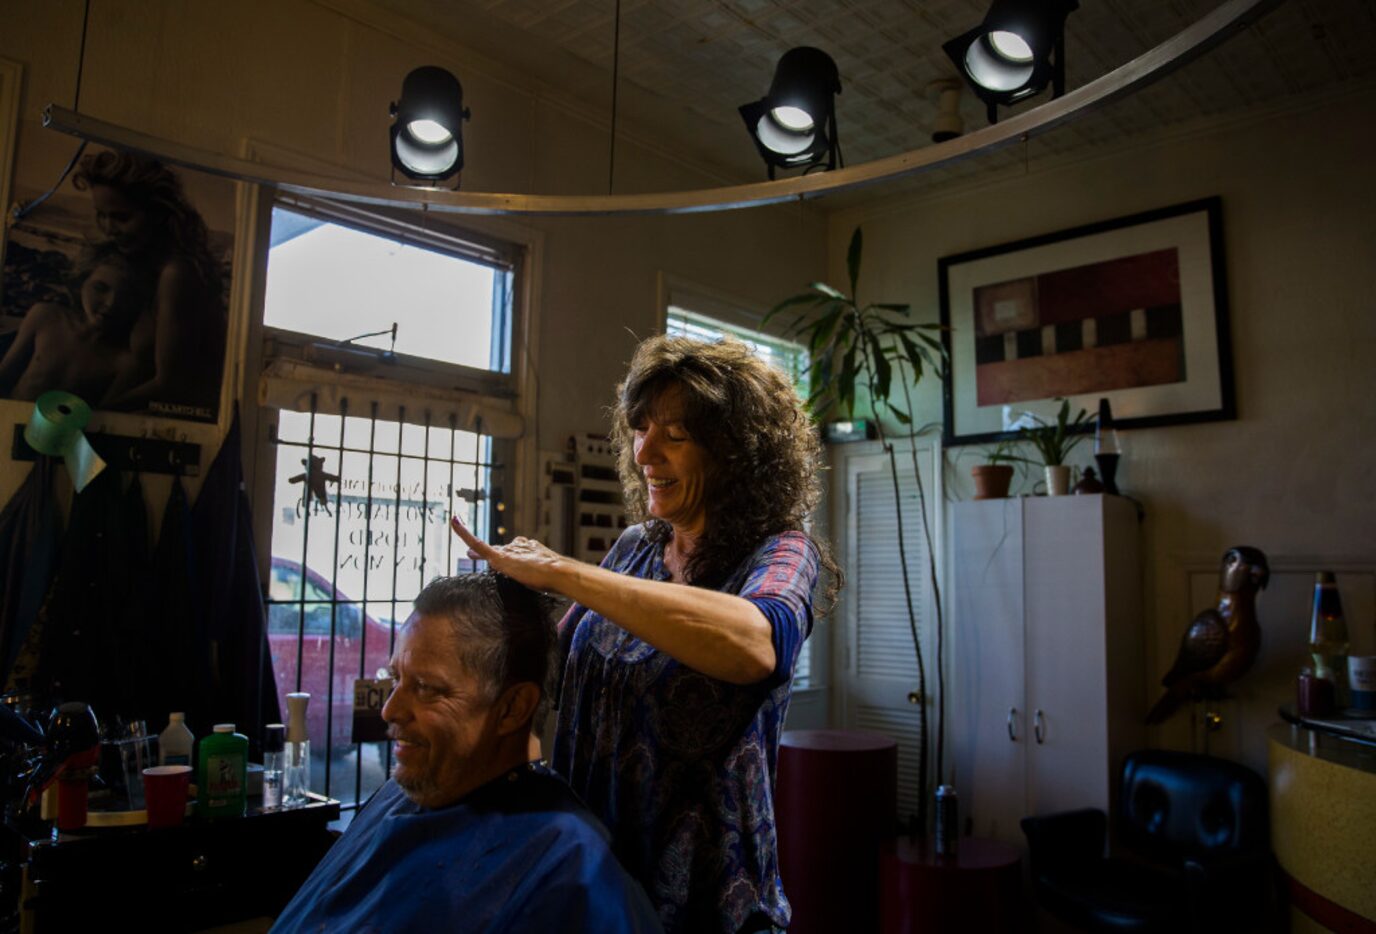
[943,0,1078,124]
[389,66,470,187]
[739,47,842,180]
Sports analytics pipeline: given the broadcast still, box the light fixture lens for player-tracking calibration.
[770,105,814,132]
[989,30,1034,62]
[965,33,1035,91]
[407,118,452,144]
[394,135,460,176]
[755,114,815,155]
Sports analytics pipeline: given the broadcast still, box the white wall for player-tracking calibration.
[825,82,1376,776]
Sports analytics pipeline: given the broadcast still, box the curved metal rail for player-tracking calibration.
[41,0,1278,217]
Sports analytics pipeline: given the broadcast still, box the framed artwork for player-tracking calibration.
[939,197,1233,446]
[1,146,234,423]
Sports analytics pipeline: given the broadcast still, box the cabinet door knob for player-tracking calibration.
[1034,709,1046,744]
[1006,707,1018,741]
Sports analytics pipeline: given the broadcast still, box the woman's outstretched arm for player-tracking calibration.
[450,516,775,685]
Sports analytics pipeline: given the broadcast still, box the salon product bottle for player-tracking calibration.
[262,723,286,809]
[284,693,311,806]
[198,724,248,818]
[934,785,959,858]
[1296,666,1336,718]
[1308,572,1349,697]
[158,712,195,767]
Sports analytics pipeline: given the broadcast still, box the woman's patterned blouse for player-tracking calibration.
[551,523,819,934]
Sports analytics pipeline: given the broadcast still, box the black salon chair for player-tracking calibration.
[1020,749,1273,933]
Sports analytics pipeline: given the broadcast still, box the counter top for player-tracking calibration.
[1273,708,1376,771]
[1268,721,1376,925]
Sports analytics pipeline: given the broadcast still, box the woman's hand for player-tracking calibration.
[451,515,777,684]
[449,515,572,596]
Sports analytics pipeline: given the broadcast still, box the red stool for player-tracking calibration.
[776,729,897,934]
[880,836,1024,933]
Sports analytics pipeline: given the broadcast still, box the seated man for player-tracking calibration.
[271,572,661,933]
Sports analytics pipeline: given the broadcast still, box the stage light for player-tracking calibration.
[943,0,1078,124]
[739,47,842,179]
[390,66,470,187]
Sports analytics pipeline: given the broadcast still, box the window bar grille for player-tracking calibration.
[293,395,319,694]
[267,398,499,809]
[446,413,457,576]
[322,397,349,798]
[419,410,432,592]
[473,416,484,540]
[384,406,406,782]
[354,400,381,809]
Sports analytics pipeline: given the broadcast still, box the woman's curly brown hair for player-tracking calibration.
[611,334,841,610]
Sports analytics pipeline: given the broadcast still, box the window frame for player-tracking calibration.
[242,186,538,813]
[260,194,523,400]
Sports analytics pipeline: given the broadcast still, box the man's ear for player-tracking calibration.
[494,682,541,736]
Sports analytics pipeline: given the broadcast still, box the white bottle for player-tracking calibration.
[284,693,311,806]
[158,712,195,767]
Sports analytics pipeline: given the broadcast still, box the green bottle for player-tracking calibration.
[198,724,248,818]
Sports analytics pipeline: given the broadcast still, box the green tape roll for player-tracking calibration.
[25,391,107,493]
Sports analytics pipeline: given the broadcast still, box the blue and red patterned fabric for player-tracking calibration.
[551,523,818,934]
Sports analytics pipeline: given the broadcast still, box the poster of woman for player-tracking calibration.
[0,147,232,422]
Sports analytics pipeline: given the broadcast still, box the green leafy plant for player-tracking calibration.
[767,226,947,837]
[1017,398,1092,466]
[768,231,945,423]
[983,437,1025,468]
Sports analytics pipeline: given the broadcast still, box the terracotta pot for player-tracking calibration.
[971,464,1014,500]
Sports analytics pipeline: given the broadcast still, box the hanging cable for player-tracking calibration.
[607,0,621,195]
[12,0,92,222]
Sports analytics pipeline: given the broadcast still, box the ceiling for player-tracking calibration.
[360,0,1376,205]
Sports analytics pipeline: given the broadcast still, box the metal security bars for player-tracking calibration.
[265,393,502,811]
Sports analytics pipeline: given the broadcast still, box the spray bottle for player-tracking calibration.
[284,693,311,806]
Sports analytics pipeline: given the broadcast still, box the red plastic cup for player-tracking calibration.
[143,765,192,828]
[56,775,90,831]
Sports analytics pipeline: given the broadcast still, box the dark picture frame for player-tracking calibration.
[939,197,1233,446]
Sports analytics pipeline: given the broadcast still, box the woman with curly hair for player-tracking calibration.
[451,334,838,934]
[73,148,225,417]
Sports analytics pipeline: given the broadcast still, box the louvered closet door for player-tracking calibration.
[838,443,940,824]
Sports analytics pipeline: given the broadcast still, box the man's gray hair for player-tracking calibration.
[412,572,558,706]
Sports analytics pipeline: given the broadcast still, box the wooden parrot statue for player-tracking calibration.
[1146,546,1270,725]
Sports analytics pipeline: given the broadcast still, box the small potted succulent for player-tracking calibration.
[1017,398,1091,496]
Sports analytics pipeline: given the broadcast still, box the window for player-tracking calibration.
[264,196,517,389]
[667,305,810,403]
[258,198,520,811]
[664,303,816,688]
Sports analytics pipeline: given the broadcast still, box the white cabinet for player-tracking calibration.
[950,495,1143,848]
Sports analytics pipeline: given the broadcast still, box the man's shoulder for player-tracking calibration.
[489,764,610,841]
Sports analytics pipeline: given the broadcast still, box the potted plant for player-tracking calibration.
[767,226,947,837]
[970,438,1022,500]
[1017,399,1091,496]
